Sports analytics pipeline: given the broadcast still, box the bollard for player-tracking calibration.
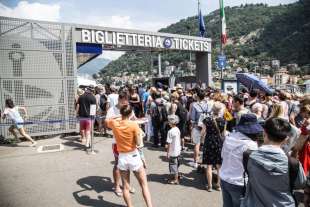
[88,105,97,155]
[90,116,96,153]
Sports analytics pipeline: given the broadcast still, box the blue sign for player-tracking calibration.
[218,55,226,69]
[76,43,102,54]
[163,37,173,48]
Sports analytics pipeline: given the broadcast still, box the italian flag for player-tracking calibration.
[220,0,227,45]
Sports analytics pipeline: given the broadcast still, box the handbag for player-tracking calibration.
[213,117,226,141]
[224,108,234,121]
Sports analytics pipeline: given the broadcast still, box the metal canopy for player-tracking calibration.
[0,15,213,138]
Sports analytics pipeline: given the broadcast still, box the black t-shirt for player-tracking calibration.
[77,92,96,118]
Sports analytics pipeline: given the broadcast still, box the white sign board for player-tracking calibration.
[90,104,96,116]
[78,29,210,52]
[223,81,238,94]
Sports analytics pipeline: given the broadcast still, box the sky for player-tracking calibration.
[0,0,297,60]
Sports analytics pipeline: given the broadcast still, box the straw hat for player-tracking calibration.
[176,84,183,89]
[168,114,179,125]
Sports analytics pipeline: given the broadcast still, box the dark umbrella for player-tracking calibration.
[236,73,274,94]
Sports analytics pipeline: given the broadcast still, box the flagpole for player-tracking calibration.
[198,0,200,16]
[220,0,224,88]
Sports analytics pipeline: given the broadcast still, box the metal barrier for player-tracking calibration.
[0,16,77,138]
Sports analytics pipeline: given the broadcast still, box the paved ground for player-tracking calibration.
[0,135,222,207]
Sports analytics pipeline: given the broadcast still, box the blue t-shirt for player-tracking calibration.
[142,92,150,112]
[190,101,209,124]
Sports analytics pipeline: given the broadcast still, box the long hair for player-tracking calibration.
[269,103,284,118]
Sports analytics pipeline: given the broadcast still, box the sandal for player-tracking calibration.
[129,187,136,194]
[214,185,221,191]
[167,180,179,185]
[114,190,123,197]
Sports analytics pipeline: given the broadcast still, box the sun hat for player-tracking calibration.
[176,84,183,89]
[168,114,179,125]
[177,89,183,95]
[163,95,170,101]
[236,113,263,135]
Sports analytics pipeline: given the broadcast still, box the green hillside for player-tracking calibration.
[100,1,310,79]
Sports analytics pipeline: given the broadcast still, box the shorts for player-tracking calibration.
[169,156,180,175]
[10,124,23,130]
[112,143,119,158]
[118,150,143,172]
[80,119,91,131]
[96,111,106,122]
[177,121,186,138]
[192,127,202,144]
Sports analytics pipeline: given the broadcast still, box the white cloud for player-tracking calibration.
[0,1,60,21]
[98,15,134,29]
[81,14,169,32]
[99,51,125,61]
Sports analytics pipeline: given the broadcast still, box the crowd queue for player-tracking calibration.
[2,81,309,207]
[72,82,310,207]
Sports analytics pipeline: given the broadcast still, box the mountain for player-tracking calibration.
[100,1,310,79]
[78,57,110,76]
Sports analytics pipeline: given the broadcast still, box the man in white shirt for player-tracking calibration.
[107,85,119,109]
[220,113,263,207]
[233,95,249,126]
[95,85,107,134]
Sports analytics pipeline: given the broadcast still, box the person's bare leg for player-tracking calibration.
[216,164,221,187]
[120,170,132,207]
[9,126,19,139]
[18,128,35,143]
[134,167,153,207]
[113,158,122,193]
[194,144,200,164]
[103,119,108,134]
[181,138,185,149]
[80,129,86,143]
[85,130,91,147]
[207,165,213,190]
[174,173,179,183]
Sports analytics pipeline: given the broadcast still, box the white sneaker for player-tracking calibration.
[188,161,195,167]
[29,141,37,147]
[189,161,198,168]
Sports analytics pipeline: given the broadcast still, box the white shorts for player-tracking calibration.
[118,150,143,172]
[192,127,202,144]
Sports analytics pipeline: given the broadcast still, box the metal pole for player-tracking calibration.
[89,115,97,154]
[189,31,192,62]
[31,23,33,39]
[158,53,162,77]
[220,0,224,89]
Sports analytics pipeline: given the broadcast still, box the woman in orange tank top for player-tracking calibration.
[106,105,153,207]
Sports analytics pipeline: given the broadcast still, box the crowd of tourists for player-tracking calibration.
[2,81,310,207]
[72,82,310,207]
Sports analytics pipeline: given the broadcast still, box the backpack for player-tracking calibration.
[152,102,168,124]
[99,94,107,111]
[176,102,188,122]
[242,150,299,204]
[196,103,210,128]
